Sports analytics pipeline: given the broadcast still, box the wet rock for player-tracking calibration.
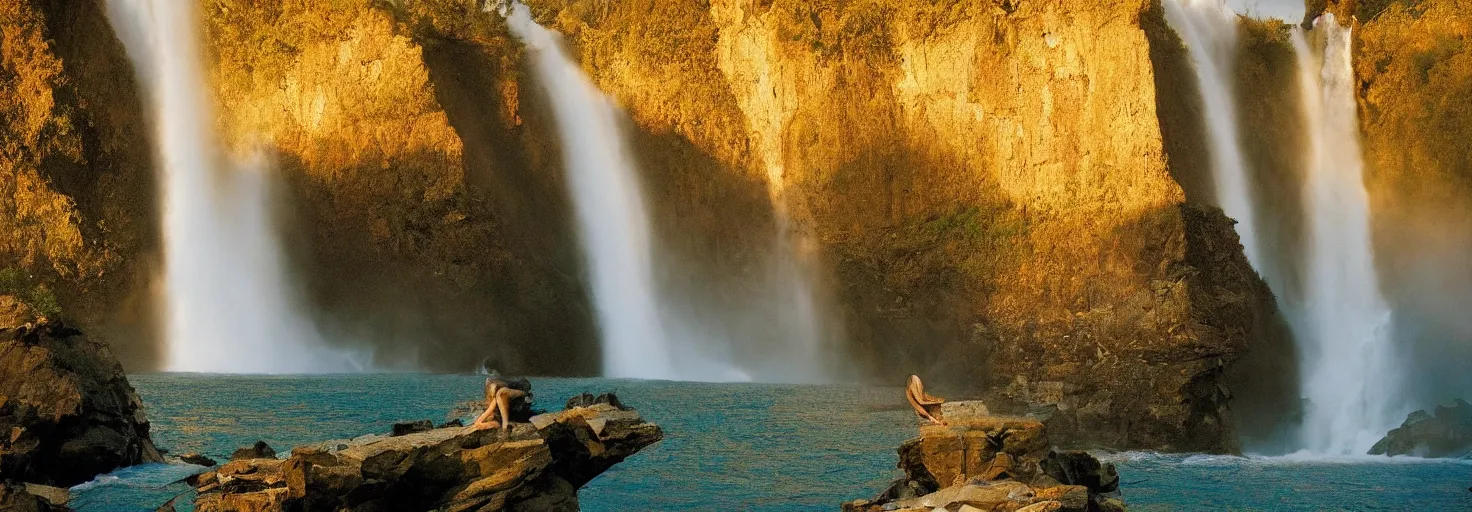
[439,418,464,428]
[1369,400,1472,457]
[390,419,433,436]
[179,453,218,467]
[193,392,662,511]
[0,296,163,487]
[231,441,277,461]
[845,402,1125,512]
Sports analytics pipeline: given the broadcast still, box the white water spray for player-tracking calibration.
[1164,0,1266,268]
[1290,15,1402,454]
[107,0,361,373]
[503,3,676,380]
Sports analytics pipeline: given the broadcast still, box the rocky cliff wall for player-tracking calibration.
[0,0,158,369]
[1350,0,1472,405]
[522,0,1291,452]
[200,0,598,373]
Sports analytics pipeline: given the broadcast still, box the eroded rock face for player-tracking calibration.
[0,296,162,487]
[192,402,662,511]
[845,401,1125,512]
[1369,400,1472,457]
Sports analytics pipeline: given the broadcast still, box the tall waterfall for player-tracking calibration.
[1163,0,1265,269]
[504,3,676,379]
[106,0,360,373]
[1290,15,1402,454]
[503,2,829,381]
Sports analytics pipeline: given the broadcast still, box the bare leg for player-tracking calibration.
[907,375,946,425]
[495,388,527,431]
[472,382,504,430]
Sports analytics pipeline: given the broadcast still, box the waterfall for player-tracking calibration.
[1290,15,1402,454]
[106,0,361,373]
[503,2,829,382]
[503,3,676,380]
[1163,0,1266,269]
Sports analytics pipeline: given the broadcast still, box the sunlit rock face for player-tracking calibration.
[199,2,599,374]
[1347,0,1472,410]
[517,0,1290,452]
[0,0,158,369]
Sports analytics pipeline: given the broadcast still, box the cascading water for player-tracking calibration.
[502,2,828,382]
[106,0,360,373]
[503,3,676,380]
[1163,0,1266,269]
[1289,15,1402,454]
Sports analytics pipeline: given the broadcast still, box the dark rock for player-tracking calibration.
[438,418,464,428]
[193,391,662,511]
[230,441,277,461]
[179,453,218,467]
[1369,400,1472,457]
[0,482,68,512]
[565,392,628,411]
[0,296,163,487]
[845,401,1126,512]
[390,419,433,437]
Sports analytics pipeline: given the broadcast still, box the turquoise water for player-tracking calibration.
[70,374,1472,511]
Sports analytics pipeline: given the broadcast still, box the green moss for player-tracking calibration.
[0,267,62,318]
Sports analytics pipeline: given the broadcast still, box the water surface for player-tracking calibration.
[71,374,1472,511]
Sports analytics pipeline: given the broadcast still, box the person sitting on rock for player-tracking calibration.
[471,377,529,432]
[906,374,946,426]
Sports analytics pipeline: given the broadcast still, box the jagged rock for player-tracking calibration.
[391,419,434,436]
[440,418,465,428]
[845,402,1124,512]
[179,452,219,467]
[0,482,69,512]
[564,392,628,411]
[231,441,277,461]
[193,400,661,511]
[0,296,162,487]
[1369,400,1472,457]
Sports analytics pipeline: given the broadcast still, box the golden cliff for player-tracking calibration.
[15,0,1472,452]
[521,0,1289,452]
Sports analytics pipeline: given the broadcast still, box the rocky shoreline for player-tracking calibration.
[845,401,1126,512]
[1370,400,1472,458]
[188,397,662,511]
[0,296,162,510]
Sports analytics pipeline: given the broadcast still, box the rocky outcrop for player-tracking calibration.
[844,401,1125,512]
[0,295,162,487]
[0,482,69,512]
[191,400,661,511]
[1369,400,1472,457]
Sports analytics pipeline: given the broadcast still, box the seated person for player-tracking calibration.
[906,374,946,426]
[471,376,533,431]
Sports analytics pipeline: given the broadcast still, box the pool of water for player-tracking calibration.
[70,374,1472,511]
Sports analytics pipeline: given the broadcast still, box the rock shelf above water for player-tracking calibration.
[844,401,1126,512]
[1370,400,1472,458]
[192,400,662,512]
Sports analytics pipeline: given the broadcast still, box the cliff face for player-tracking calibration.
[523,0,1289,452]
[200,1,598,373]
[0,0,158,369]
[1352,0,1472,402]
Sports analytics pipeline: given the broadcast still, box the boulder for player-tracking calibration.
[0,296,162,487]
[193,399,661,511]
[179,452,219,467]
[845,401,1125,512]
[391,419,434,436]
[1369,400,1472,457]
[231,441,277,461]
[0,482,68,512]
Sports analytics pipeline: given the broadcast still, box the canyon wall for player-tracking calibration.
[1350,0,1472,406]
[0,0,157,368]
[520,0,1291,452]
[26,0,1472,452]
